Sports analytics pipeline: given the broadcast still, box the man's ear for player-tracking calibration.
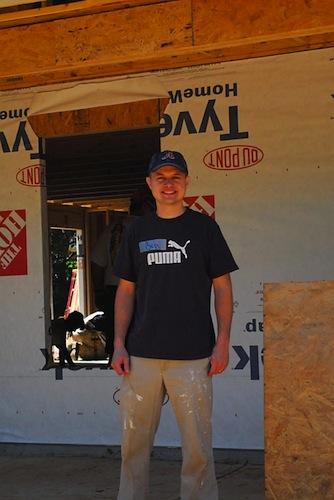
[146,176,152,190]
[185,175,190,187]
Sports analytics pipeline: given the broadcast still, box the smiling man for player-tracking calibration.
[112,150,238,500]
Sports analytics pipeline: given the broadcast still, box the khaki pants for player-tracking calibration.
[117,356,218,500]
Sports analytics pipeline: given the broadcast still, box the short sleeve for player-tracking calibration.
[113,225,137,282]
[208,220,239,278]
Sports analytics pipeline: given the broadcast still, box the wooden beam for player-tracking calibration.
[0,0,333,91]
[28,97,169,137]
[1,25,334,91]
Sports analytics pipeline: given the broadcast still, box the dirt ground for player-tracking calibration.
[0,454,264,499]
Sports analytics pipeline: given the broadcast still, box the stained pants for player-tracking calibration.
[117,356,218,500]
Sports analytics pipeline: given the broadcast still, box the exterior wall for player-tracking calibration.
[0,47,333,448]
[159,47,334,448]
[0,94,50,441]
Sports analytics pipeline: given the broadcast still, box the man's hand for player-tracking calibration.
[112,279,135,375]
[208,344,229,376]
[111,346,130,375]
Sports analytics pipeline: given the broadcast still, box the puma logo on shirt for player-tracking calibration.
[139,239,191,265]
[147,250,182,265]
[168,240,190,259]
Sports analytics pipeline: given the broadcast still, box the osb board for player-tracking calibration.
[0,1,334,89]
[0,0,165,28]
[192,0,334,44]
[28,97,169,137]
[264,281,334,500]
[0,0,192,74]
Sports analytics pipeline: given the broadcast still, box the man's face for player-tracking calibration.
[146,166,189,207]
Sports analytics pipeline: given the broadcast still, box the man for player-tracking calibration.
[112,150,238,500]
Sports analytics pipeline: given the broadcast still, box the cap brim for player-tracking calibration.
[149,162,188,174]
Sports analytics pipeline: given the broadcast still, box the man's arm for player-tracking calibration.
[111,278,136,375]
[209,273,233,376]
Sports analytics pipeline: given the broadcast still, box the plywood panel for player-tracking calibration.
[0,0,165,28]
[0,0,192,75]
[0,0,333,90]
[28,97,169,137]
[264,281,334,499]
[1,25,334,91]
[192,0,334,44]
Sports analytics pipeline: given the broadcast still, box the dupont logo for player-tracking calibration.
[16,164,46,187]
[203,145,264,171]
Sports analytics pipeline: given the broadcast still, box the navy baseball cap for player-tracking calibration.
[147,150,188,175]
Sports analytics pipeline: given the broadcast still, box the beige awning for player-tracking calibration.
[28,75,169,116]
[27,75,169,137]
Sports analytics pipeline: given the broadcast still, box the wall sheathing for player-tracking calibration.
[0,47,333,448]
[1,0,334,90]
[264,281,334,499]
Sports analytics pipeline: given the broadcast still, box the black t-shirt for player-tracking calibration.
[114,208,238,360]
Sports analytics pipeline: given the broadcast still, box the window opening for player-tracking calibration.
[50,227,80,319]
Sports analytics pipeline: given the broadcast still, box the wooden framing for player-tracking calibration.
[28,97,169,137]
[0,0,333,91]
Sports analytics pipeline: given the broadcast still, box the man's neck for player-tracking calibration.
[156,203,186,219]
